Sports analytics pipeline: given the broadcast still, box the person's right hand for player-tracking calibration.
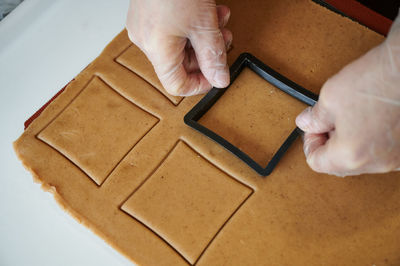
[126,0,232,96]
[295,15,400,177]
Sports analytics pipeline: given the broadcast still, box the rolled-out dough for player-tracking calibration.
[14,0,400,265]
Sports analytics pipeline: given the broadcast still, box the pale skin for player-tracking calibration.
[126,0,400,177]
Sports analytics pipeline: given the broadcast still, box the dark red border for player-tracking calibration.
[24,81,71,129]
[325,0,393,36]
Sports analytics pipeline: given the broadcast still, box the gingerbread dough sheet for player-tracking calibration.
[14,0,400,265]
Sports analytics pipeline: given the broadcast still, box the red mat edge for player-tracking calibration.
[325,0,393,36]
[24,81,71,130]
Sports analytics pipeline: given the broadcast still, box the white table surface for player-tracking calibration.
[0,0,134,265]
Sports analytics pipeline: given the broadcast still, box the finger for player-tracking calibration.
[185,39,192,50]
[148,38,212,96]
[303,132,328,158]
[186,32,232,51]
[158,62,212,96]
[216,5,231,28]
[178,72,214,96]
[183,48,200,73]
[221,28,233,50]
[305,131,366,177]
[296,102,334,134]
[305,134,354,177]
[190,29,229,88]
[184,29,232,74]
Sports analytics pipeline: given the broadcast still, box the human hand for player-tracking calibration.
[296,15,400,177]
[126,0,232,96]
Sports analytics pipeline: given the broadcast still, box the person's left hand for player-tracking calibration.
[126,0,232,96]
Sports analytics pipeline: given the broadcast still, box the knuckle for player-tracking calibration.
[126,26,146,50]
[160,71,184,96]
[127,31,139,45]
[342,147,366,171]
[306,156,323,173]
[379,163,396,173]
[159,71,186,96]
[165,87,181,96]
[376,158,400,173]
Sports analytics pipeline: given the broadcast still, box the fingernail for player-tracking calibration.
[214,69,230,88]
[226,39,232,51]
[296,107,312,130]
[303,133,318,158]
[304,143,311,157]
[224,10,231,26]
[303,136,310,157]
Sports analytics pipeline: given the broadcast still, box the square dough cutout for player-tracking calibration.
[121,141,253,264]
[199,68,307,167]
[38,76,159,185]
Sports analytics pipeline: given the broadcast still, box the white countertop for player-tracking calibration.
[0,0,134,265]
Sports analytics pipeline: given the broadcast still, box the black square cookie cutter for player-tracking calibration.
[184,53,319,176]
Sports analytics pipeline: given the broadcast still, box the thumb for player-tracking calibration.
[295,102,334,134]
[189,17,230,88]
